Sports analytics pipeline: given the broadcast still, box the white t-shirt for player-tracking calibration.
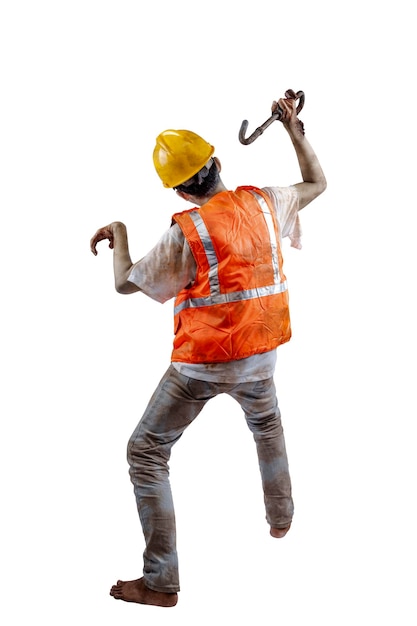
[128,186,301,382]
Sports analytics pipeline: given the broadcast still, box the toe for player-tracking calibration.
[270,524,291,538]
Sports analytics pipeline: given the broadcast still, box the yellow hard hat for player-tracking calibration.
[153,129,215,188]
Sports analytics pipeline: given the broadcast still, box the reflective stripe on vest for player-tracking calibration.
[174,190,287,317]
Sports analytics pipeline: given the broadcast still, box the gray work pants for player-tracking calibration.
[127,364,293,593]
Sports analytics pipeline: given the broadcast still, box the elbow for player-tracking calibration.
[317,175,327,196]
[115,282,128,294]
[115,279,138,295]
[312,177,327,201]
[298,177,327,210]
[114,266,139,294]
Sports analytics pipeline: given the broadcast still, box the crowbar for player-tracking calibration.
[239,89,305,145]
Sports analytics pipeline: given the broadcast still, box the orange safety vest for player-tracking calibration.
[171,186,291,363]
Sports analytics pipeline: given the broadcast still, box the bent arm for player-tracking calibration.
[276,98,327,210]
[111,222,140,294]
[90,221,140,294]
[287,131,327,210]
[90,221,196,300]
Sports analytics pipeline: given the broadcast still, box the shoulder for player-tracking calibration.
[261,185,299,209]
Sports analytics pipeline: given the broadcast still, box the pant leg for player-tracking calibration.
[228,377,294,528]
[127,365,217,593]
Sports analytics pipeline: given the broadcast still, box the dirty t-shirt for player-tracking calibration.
[128,186,301,382]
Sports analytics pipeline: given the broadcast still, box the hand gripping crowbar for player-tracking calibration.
[238,89,305,145]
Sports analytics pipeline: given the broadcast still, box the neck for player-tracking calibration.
[192,181,228,206]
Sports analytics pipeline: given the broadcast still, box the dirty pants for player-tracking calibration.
[127,364,293,593]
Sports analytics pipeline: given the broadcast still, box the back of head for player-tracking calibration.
[153,129,215,192]
[174,158,220,198]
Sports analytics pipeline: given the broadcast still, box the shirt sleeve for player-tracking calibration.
[262,185,302,249]
[127,224,196,303]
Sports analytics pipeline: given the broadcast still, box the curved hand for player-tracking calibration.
[90,224,116,256]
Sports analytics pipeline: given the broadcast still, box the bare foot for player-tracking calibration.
[110,577,178,607]
[270,524,291,538]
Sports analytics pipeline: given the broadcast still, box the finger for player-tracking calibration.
[278,97,292,110]
[284,89,297,99]
[278,98,294,119]
[90,229,109,254]
[90,237,98,255]
[276,99,289,120]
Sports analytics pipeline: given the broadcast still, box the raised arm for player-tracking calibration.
[274,96,327,210]
[90,221,140,294]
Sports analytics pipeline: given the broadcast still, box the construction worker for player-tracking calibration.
[90,94,326,607]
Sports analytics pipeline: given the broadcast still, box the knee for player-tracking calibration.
[127,433,145,470]
[127,435,153,488]
[127,431,168,473]
[247,411,283,438]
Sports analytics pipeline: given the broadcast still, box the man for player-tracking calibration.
[90,94,326,607]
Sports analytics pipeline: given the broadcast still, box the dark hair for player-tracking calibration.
[174,160,220,198]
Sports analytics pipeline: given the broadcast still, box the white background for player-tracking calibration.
[1,1,416,624]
